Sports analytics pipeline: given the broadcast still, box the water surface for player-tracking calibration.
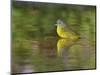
[12,1,96,74]
[12,37,95,74]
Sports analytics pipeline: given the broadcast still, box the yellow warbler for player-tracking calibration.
[55,19,79,40]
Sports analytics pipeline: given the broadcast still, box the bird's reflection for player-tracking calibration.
[57,38,77,56]
[56,38,89,70]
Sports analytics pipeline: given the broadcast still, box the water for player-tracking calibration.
[12,1,96,74]
[12,37,95,74]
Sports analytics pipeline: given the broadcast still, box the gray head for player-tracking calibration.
[56,19,67,27]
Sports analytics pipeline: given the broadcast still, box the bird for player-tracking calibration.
[55,19,80,40]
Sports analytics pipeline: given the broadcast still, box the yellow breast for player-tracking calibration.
[57,26,79,40]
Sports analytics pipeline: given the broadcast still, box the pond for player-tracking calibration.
[12,1,96,74]
[12,36,95,74]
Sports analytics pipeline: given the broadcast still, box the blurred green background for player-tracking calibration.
[12,1,96,74]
